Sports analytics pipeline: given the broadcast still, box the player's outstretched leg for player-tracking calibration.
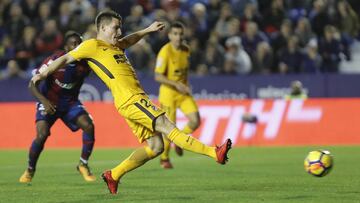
[155,115,232,164]
[19,121,50,183]
[102,135,164,194]
[160,136,173,169]
[76,115,96,182]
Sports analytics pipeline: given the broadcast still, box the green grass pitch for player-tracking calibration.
[1,146,359,203]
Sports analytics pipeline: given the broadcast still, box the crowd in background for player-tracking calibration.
[0,0,359,80]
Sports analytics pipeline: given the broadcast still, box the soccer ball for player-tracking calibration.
[304,150,333,177]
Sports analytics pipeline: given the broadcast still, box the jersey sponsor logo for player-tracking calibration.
[103,48,108,51]
[55,79,76,89]
[113,54,130,65]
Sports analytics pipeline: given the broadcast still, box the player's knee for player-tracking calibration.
[146,133,164,157]
[188,113,201,129]
[150,144,164,156]
[189,118,201,130]
[154,115,166,130]
[154,115,175,134]
[82,121,94,135]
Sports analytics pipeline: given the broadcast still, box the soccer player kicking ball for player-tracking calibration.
[20,31,96,183]
[31,10,232,194]
[155,22,201,169]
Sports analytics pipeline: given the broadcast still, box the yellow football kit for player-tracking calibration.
[155,42,198,122]
[69,39,217,181]
[69,39,164,142]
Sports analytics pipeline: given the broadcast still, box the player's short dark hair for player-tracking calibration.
[95,10,122,31]
[170,21,185,31]
[64,31,82,43]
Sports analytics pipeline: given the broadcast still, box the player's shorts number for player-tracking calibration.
[140,98,152,108]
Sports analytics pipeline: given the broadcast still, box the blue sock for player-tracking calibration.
[28,140,44,171]
[80,132,94,164]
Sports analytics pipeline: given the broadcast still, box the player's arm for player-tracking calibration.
[31,54,75,84]
[116,21,165,49]
[28,80,56,114]
[155,73,190,95]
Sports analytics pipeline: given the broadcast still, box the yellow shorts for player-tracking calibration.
[117,94,165,143]
[159,87,198,123]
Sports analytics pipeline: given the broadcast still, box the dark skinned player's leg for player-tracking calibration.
[76,114,95,164]
[19,120,51,183]
[75,114,96,182]
[28,120,51,172]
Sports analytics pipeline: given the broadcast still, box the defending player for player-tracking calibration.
[31,10,232,194]
[19,31,96,183]
[155,22,201,169]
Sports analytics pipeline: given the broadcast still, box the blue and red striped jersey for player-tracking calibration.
[35,51,91,110]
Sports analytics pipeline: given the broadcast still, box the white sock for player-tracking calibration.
[80,157,88,165]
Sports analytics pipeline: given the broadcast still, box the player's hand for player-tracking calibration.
[175,82,191,95]
[146,21,165,33]
[42,99,56,115]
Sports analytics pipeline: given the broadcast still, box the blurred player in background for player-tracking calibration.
[19,31,96,183]
[155,22,201,169]
[31,10,231,194]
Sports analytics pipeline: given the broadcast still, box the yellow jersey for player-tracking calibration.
[155,42,190,86]
[69,39,144,108]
